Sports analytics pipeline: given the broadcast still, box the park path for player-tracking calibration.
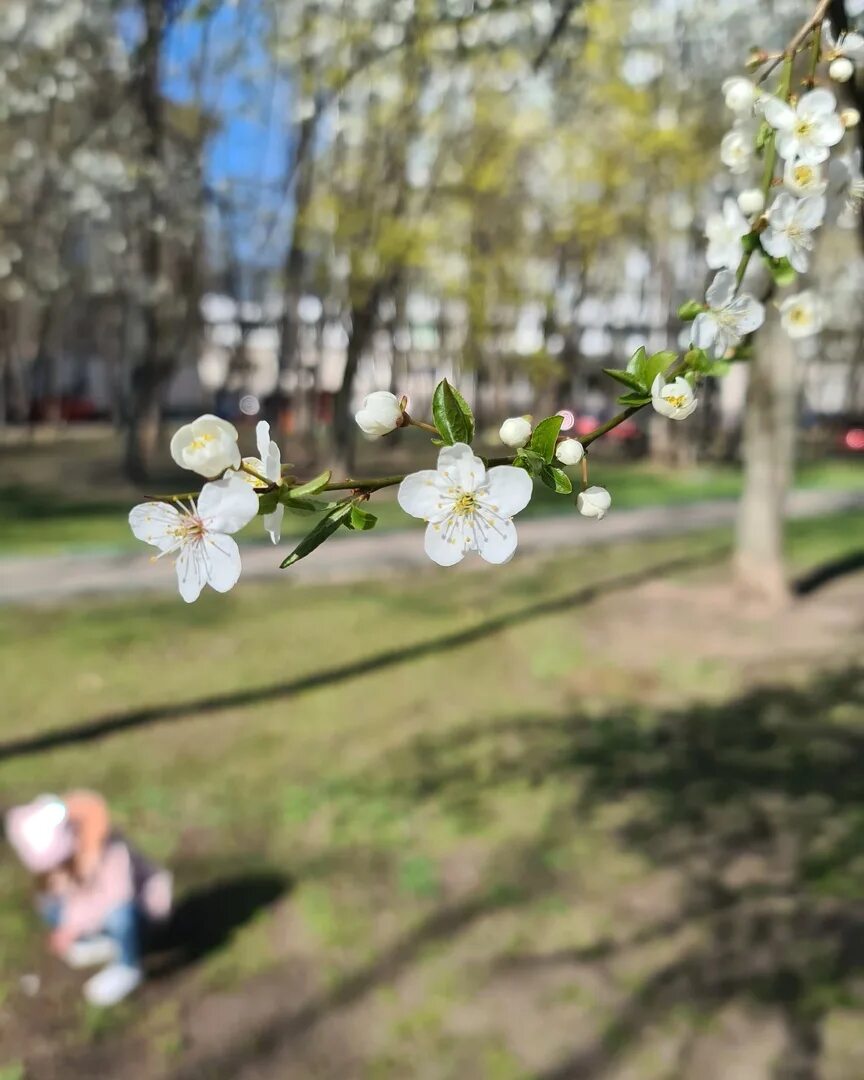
[1,488,862,606]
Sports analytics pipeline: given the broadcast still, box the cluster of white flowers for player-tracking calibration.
[708,31,864,350]
[130,418,283,602]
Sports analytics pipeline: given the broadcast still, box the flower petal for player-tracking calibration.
[264,504,284,545]
[477,516,518,564]
[129,502,182,552]
[796,195,826,230]
[175,544,208,603]
[705,270,736,308]
[200,533,242,592]
[198,473,259,534]
[398,470,447,520]
[437,442,486,493]
[483,466,533,518]
[798,87,837,120]
[691,312,717,350]
[816,113,845,148]
[424,521,466,566]
[255,420,270,462]
[761,96,795,130]
[727,295,765,334]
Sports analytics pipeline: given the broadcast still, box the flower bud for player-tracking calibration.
[576,486,611,520]
[499,416,532,448]
[555,438,585,465]
[830,57,854,83]
[737,188,765,216]
[841,107,861,128]
[354,391,403,437]
[170,414,241,477]
[722,77,757,114]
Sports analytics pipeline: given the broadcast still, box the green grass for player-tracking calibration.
[0,443,860,555]
[0,515,863,1076]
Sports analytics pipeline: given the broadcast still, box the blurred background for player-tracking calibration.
[0,1,863,1077]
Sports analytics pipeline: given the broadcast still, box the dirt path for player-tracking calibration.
[2,489,862,606]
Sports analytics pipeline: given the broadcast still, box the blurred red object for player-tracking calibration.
[844,427,864,451]
[573,414,641,441]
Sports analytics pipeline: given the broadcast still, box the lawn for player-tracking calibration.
[1,513,863,1078]
[0,428,861,554]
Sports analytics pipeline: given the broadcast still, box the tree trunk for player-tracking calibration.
[330,296,378,476]
[124,357,165,483]
[734,301,797,606]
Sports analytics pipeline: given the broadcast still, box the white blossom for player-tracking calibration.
[691,271,765,358]
[705,197,749,270]
[737,188,765,216]
[129,474,258,603]
[397,442,532,566]
[555,438,585,465]
[842,107,861,129]
[830,57,855,82]
[722,77,759,115]
[238,421,284,544]
[761,88,844,164]
[824,22,864,61]
[170,415,241,477]
[783,159,828,197]
[720,122,757,174]
[761,193,826,272]
[355,391,403,437]
[499,416,532,448]
[651,375,698,420]
[779,291,825,339]
[576,486,611,520]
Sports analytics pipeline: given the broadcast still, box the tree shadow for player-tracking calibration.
[0,547,726,764]
[335,663,864,1079]
[793,549,864,596]
[145,870,291,979]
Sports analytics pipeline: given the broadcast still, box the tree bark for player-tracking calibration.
[734,300,798,606]
[124,0,167,483]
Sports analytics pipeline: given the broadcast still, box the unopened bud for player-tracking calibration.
[830,57,855,83]
[737,188,765,216]
[842,107,861,128]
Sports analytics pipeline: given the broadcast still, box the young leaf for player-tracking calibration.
[280,504,352,568]
[683,347,712,374]
[528,414,564,463]
[639,350,677,392]
[431,379,474,445]
[617,391,652,407]
[257,490,280,516]
[764,254,796,286]
[349,505,378,531]
[289,469,332,498]
[677,300,703,321]
[514,448,544,477]
[626,345,649,383]
[603,368,647,393]
[539,464,573,494]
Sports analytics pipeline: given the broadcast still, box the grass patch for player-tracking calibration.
[0,515,862,1075]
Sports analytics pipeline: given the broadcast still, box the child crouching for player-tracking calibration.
[5,791,172,1007]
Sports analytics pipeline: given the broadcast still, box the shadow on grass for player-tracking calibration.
[146,870,291,979]
[164,664,864,1079]
[0,547,728,763]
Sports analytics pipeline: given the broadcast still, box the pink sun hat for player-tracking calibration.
[5,795,75,873]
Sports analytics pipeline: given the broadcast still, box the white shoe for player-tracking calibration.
[83,964,142,1007]
[64,936,117,970]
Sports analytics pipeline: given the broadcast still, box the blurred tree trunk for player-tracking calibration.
[331,285,384,476]
[124,0,167,483]
[734,300,797,605]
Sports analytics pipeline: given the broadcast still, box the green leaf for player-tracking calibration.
[763,254,796,286]
[677,300,703,321]
[288,469,332,498]
[755,120,773,151]
[514,448,544,477]
[431,379,474,445]
[642,350,677,388]
[539,464,573,494]
[626,345,649,382]
[281,496,337,515]
[257,490,280,516]
[349,505,378,531]
[617,391,652,407]
[683,347,713,374]
[603,367,647,393]
[280,504,352,568]
[528,414,564,463]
